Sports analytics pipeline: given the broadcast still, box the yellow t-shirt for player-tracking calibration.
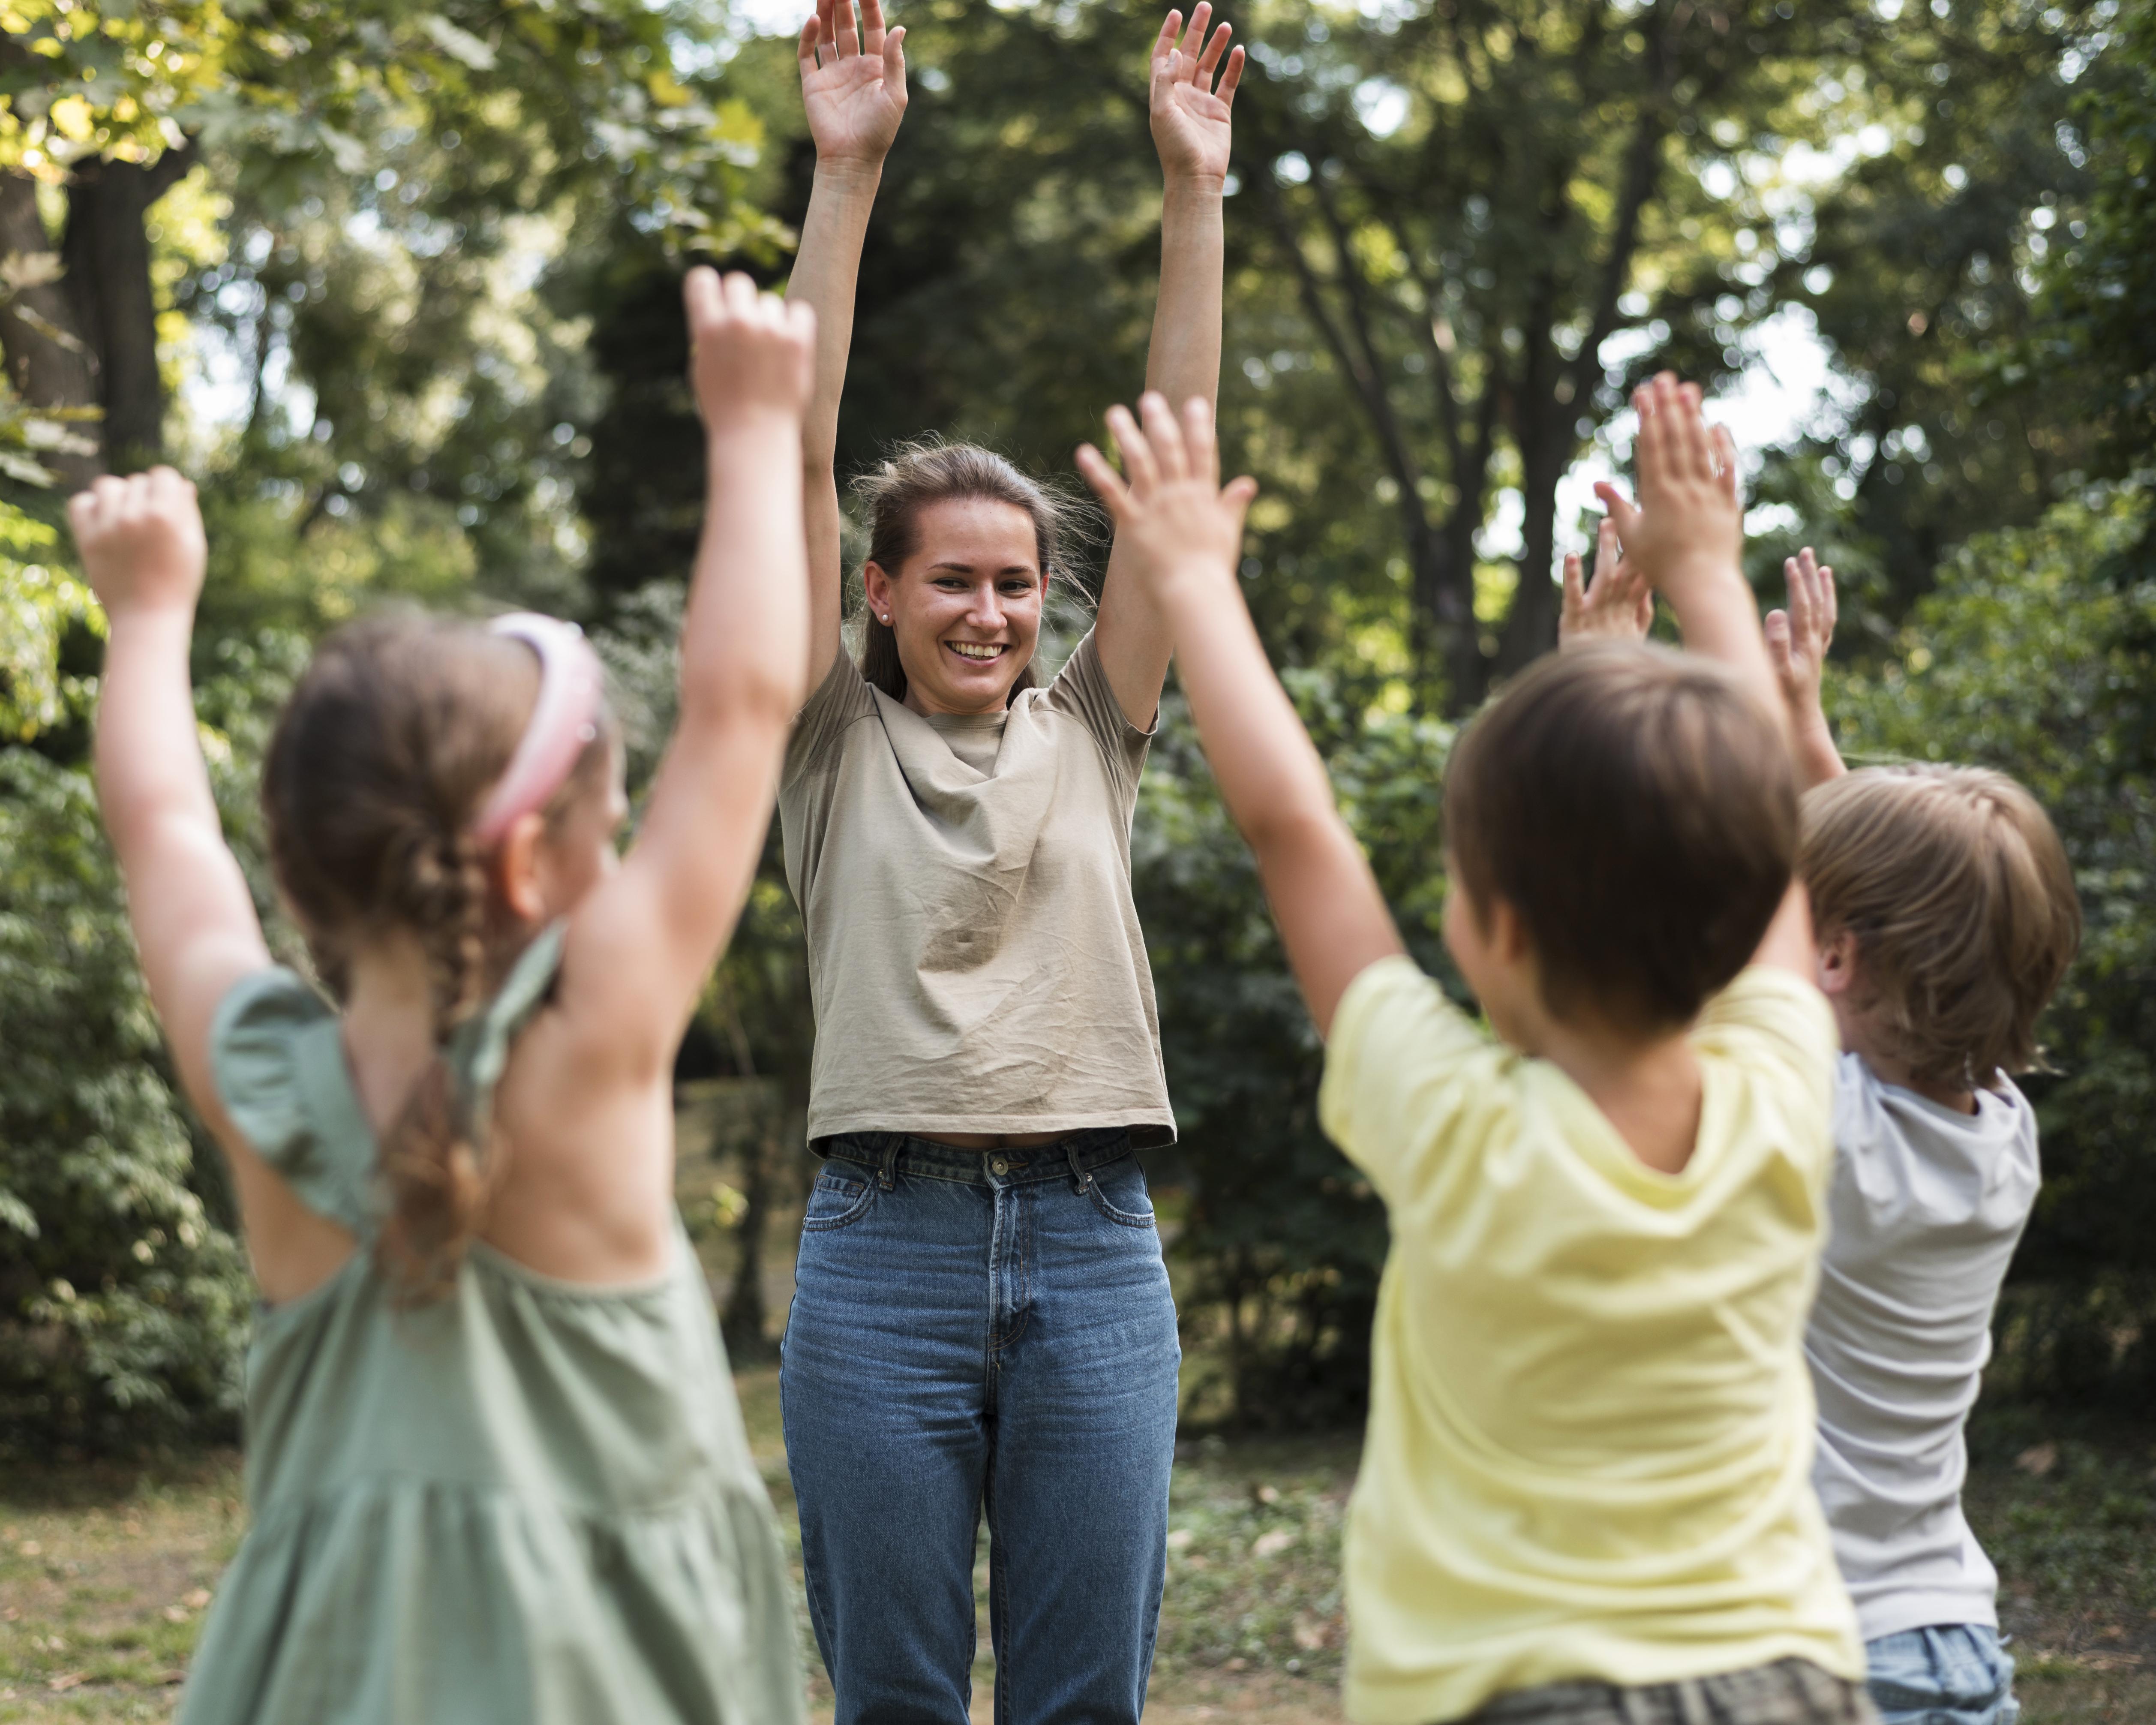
[1317,958,1864,1724]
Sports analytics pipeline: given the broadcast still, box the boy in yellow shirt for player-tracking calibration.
[1077,376,1872,1724]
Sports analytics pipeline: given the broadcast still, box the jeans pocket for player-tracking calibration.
[1084,1157,1158,1230]
[801,1166,877,1232]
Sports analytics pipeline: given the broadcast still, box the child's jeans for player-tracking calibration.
[780,1130,1181,1725]
[1458,1659,1877,1722]
[1865,1625,2019,1725]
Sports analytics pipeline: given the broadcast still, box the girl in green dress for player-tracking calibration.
[66,271,817,1725]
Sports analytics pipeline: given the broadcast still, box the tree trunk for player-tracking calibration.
[0,169,102,489]
[60,144,195,474]
[1495,409,1571,676]
[720,1115,778,1363]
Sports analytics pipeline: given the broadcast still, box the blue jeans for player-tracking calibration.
[1866,1625,2018,1725]
[781,1130,1182,1725]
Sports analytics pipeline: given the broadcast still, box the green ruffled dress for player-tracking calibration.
[177,930,805,1725]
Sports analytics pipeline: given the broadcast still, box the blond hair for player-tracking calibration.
[1800,765,2081,1087]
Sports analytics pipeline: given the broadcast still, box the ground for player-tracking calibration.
[2,1377,2150,1724]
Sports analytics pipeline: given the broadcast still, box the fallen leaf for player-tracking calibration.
[16,1540,41,1557]
[1253,1484,1281,1506]
[1291,1611,1330,1652]
[2015,1443,2058,1477]
[1252,1529,1295,1559]
[164,1606,190,1623]
[183,1588,211,1609]
[1165,1529,1194,1552]
[47,1672,87,1692]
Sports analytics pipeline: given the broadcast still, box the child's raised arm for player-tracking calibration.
[1558,515,1654,651]
[1077,395,1403,1037]
[559,271,816,1072]
[1594,374,1813,977]
[73,472,273,1125]
[1766,546,1846,789]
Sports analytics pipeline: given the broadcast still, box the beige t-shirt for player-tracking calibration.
[779,630,1174,1148]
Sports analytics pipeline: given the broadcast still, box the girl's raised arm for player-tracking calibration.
[72,474,354,1291]
[74,473,273,1119]
[790,0,908,690]
[1094,6,1244,729]
[558,272,817,1067]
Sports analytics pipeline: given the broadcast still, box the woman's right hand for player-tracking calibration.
[798,0,909,169]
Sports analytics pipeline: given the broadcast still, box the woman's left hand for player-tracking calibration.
[1149,5,1243,189]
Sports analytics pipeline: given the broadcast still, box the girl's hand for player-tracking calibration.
[1559,515,1654,650]
[1149,6,1243,189]
[1077,392,1256,601]
[687,268,818,432]
[1593,372,1743,603]
[1765,545,1836,719]
[67,467,207,619]
[797,0,907,170]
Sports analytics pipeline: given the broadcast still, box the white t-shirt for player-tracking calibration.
[1804,1052,2040,1642]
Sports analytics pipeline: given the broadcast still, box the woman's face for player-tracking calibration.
[864,496,1045,717]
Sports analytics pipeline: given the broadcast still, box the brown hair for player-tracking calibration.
[262,613,615,1301]
[851,439,1080,706]
[1800,765,2081,1086]
[1445,643,1799,1034]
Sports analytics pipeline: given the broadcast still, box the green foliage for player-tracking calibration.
[1141,673,1451,1428]
[1829,485,2156,1404]
[0,745,252,1455]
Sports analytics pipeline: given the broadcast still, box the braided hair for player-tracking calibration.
[262,613,613,1301]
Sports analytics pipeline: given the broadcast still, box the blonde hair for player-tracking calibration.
[1800,765,2081,1087]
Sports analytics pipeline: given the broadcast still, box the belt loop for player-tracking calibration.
[1067,1141,1093,1193]
[877,1139,898,1191]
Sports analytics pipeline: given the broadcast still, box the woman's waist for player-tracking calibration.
[820,1125,1140,1184]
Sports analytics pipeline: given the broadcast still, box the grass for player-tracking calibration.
[3,1388,2151,1724]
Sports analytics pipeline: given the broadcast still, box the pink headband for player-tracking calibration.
[471,613,606,846]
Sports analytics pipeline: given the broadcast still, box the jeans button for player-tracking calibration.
[990,1157,1010,1176]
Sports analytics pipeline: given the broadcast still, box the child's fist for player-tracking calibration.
[1559,515,1653,650]
[66,468,207,618]
[1593,373,1742,598]
[685,268,817,432]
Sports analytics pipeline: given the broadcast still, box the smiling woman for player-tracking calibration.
[768,0,1243,1720]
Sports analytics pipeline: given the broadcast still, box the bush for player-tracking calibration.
[1138,672,1454,1430]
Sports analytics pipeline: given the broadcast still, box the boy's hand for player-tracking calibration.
[1149,6,1244,189]
[1559,516,1654,651]
[1077,393,1257,602]
[1765,546,1836,727]
[1766,546,1846,784]
[797,0,907,170]
[1593,372,1742,602]
[686,269,817,434]
[67,468,207,619]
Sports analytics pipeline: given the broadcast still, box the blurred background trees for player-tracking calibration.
[0,0,2148,1448]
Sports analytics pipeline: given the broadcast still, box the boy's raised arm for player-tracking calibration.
[1766,547,1847,789]
[1595,373,1814,977]
[1078,395,1404,1037]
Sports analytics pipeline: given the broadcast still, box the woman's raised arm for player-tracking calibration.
[1093,6,1243,729]
[789,0,908,690]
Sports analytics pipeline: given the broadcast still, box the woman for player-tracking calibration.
[776,3,1242,1722]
